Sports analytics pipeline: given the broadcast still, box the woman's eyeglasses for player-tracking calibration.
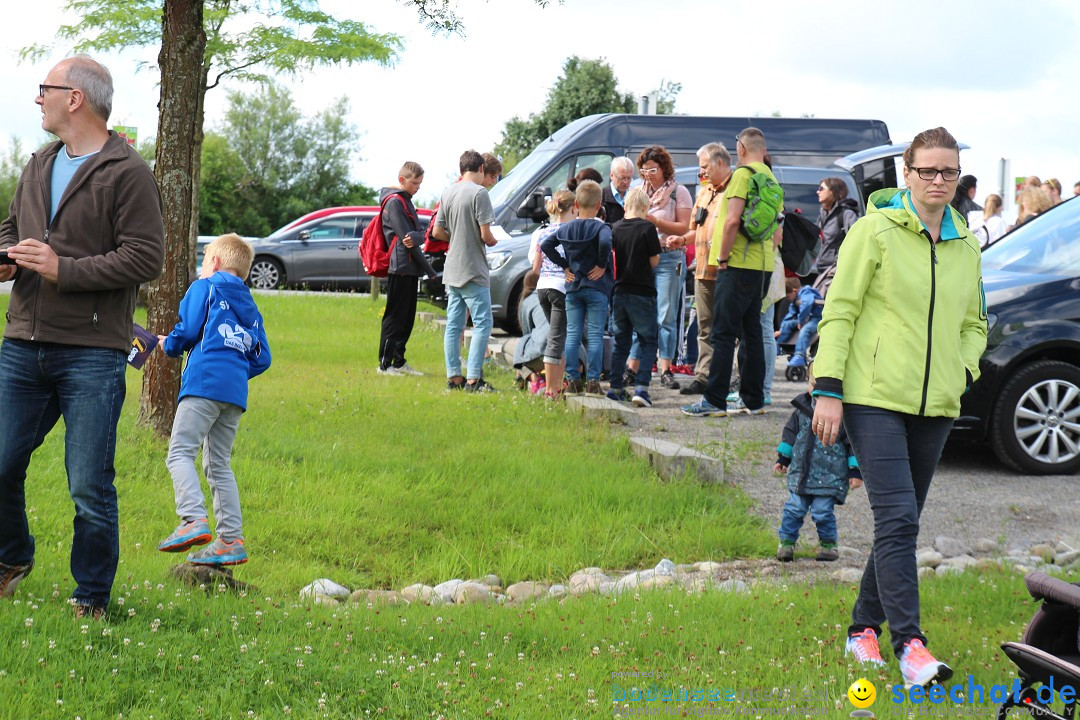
[639,167,660,176]
[908,166,961,182]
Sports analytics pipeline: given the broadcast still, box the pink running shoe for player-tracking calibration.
[900,638,952,689]
[845,628,887,668]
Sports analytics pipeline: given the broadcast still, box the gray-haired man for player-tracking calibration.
[603,156,635,224]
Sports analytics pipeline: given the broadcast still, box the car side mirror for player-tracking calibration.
[297,230,311,241]
[517,187,552,223]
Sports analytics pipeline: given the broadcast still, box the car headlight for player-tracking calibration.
[487,250,512,272]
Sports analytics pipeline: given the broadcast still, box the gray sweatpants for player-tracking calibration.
[165,396,244,541]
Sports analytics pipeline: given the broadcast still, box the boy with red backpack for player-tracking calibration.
[376,161,438,376]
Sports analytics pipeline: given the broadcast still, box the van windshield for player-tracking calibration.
[488,148,557,210]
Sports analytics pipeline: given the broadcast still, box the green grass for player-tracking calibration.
[0,293,1048,718]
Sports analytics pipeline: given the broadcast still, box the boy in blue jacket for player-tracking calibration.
[156,234,271,566]
[774,363,861,562]
[539,179,613,395]
[775,278,824,368]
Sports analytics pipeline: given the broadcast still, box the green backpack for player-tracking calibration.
[737,165,785,244]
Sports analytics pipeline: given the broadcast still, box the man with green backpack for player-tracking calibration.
[682,127,784,418]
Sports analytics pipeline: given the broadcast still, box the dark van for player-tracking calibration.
[480,113,893,331]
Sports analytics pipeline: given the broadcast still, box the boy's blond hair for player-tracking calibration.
[623,187,650,218]
[573,179,602,210]
[205,233,255,279]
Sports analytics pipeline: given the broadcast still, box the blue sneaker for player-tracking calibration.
[631,389,653,408]
[681,399,729,417]
[764,394,772,406]
[158,518,212,553]
[729,397,767,415]
[788,353,807,368]
[606,387,631,402]
[187,537,248,566]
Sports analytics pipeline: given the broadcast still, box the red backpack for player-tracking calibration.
[359,193,412,278]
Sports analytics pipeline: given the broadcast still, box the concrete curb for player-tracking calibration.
[627,436,725,485]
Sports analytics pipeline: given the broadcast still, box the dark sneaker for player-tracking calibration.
[816,544,839,562]
[777,542,795,562]
[0,559,34,598]
[73,603,105,621]
[680,399,728,417]
[447,378,464,391]
[158,518,212,553]
[566,379,585,395]
[622,369,636,388]
[606,388,631,402]
[631,389,653,408]
[188,537,248,566]
[585,380,603,396]
[660,371,680,390]
[679,378,707,395]
[464,378,496,393]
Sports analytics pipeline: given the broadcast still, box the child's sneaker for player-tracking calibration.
[899,638,952,689]
[0,559,34,598]
[158,518,211,553]
[788,353,807,368]
[622,369,636,388]
[187,537,248,566]
[631,389,652,408]
[566,379,585,395]
[845,628,887,668]
[585,380,603,396]
[816,543,839,562]
[776,541,795,562]
[529,377,547,395]
[606,387,631,402]
[660,370,680,389]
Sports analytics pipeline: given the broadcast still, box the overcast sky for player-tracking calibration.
[2,0,1079,213]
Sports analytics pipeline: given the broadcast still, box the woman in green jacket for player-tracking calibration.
[810,127,987,689]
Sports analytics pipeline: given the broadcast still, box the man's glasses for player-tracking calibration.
[39,84,74,97]
[908,166,961,182]
[639,167,660,176]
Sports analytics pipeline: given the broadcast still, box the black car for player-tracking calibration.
[954,196,1080,474]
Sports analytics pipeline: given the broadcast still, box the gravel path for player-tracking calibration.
[623,358,1080,564]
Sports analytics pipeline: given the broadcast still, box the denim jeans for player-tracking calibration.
[0,339,127,607]
[610,293,658,390]
[778,491,837,544]
[444,281,493,381]
[632,250,684,362]
[843,404,954,658]
[565,287,609,382]
[704,267,771,409]
[166,396,244,541]
[761,304,777,399]
[777,317,819,358]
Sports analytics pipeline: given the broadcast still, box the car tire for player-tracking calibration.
[990,360,1080,475]
[249,257,285,290]
[498,280,524,336]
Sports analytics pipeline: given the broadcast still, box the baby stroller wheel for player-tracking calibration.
[786,365,806,382]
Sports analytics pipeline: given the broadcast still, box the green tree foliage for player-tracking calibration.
[199,84,375,237]
[494,57,682,171]
[0,137,30,217]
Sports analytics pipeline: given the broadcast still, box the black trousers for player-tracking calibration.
[379,274,419,368]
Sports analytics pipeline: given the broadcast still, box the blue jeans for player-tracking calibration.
[610,293,658,390]
[632,251,684,362]
[761,305,776,398]
[704,268,771,409]
[778,491,837,544]
[777,317,819,358]
[843,404,954,658]
[565,287,609,382]
[0,339,127,607]
[444,281,493,381]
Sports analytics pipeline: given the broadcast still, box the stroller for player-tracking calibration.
[996,571,1080,719]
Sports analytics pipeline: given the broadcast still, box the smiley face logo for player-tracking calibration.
[848,678,877,708]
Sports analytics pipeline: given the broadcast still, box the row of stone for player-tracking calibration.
[299,559,753,607]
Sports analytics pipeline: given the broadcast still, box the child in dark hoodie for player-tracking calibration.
[156,234,271,567]
[540,179,613,395]
[774,363,861,562]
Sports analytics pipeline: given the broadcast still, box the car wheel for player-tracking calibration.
[991,360,1080,475]
[498,280,524,336]
[249,257,285,290]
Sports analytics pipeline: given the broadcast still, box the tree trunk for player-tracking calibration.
[138,0,207,437]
